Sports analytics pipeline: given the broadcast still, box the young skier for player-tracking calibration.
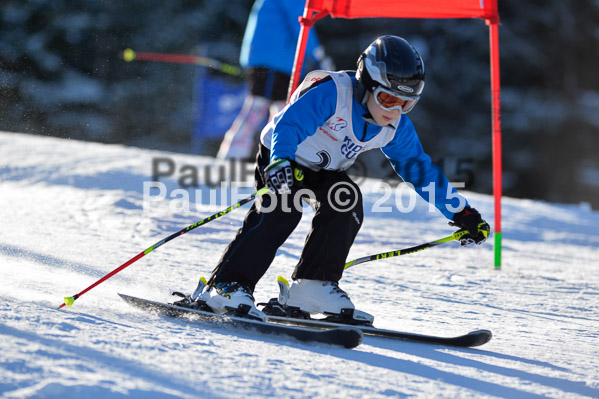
[204,35,490,322]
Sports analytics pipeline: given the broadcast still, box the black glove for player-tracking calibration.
[263,158,295,194]
[450,206,491,246]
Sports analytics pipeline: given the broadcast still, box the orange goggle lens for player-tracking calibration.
[373,87,419,113]
[376,91,408,108]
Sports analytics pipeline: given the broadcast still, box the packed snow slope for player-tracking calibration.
[1,131,598,399]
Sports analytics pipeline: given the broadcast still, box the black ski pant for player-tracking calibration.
[209,144,363,291]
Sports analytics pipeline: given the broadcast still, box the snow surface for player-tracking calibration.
[1,131,598,398]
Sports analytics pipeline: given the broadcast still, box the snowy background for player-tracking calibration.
[1,131,598,398]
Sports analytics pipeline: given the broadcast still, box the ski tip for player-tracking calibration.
[468,329,493,346]
[200,276,208,285]
[470,329,492,337]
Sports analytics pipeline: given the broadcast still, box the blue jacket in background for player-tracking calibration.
[240,0,322,73]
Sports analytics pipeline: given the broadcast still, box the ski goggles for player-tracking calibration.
[373,86,419,113]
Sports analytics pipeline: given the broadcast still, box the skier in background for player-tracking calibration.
[204,35,490,322]
[216,0,333,160]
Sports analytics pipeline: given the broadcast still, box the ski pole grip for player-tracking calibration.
[452,230,469,241]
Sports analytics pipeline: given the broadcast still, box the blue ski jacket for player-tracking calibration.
[240,0,323,74]
[266,73,469,220]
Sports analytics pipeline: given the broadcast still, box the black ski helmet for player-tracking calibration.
[356,35,425,99]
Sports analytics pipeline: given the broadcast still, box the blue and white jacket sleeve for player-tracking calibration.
[381,116,469,220]
[269,79,337,162]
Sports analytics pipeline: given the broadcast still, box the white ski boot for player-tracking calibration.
[206,281,267,321]
[281,278,374,325]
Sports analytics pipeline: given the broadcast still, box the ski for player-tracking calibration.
[264,315,492,347]
[259,278,492,348]
[118,294,363,349]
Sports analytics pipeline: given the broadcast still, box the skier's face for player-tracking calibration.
[366,93,401,126]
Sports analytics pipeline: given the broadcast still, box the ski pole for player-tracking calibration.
[58,187,269,309]
[120,48,243,77]
[344,230,469,270]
